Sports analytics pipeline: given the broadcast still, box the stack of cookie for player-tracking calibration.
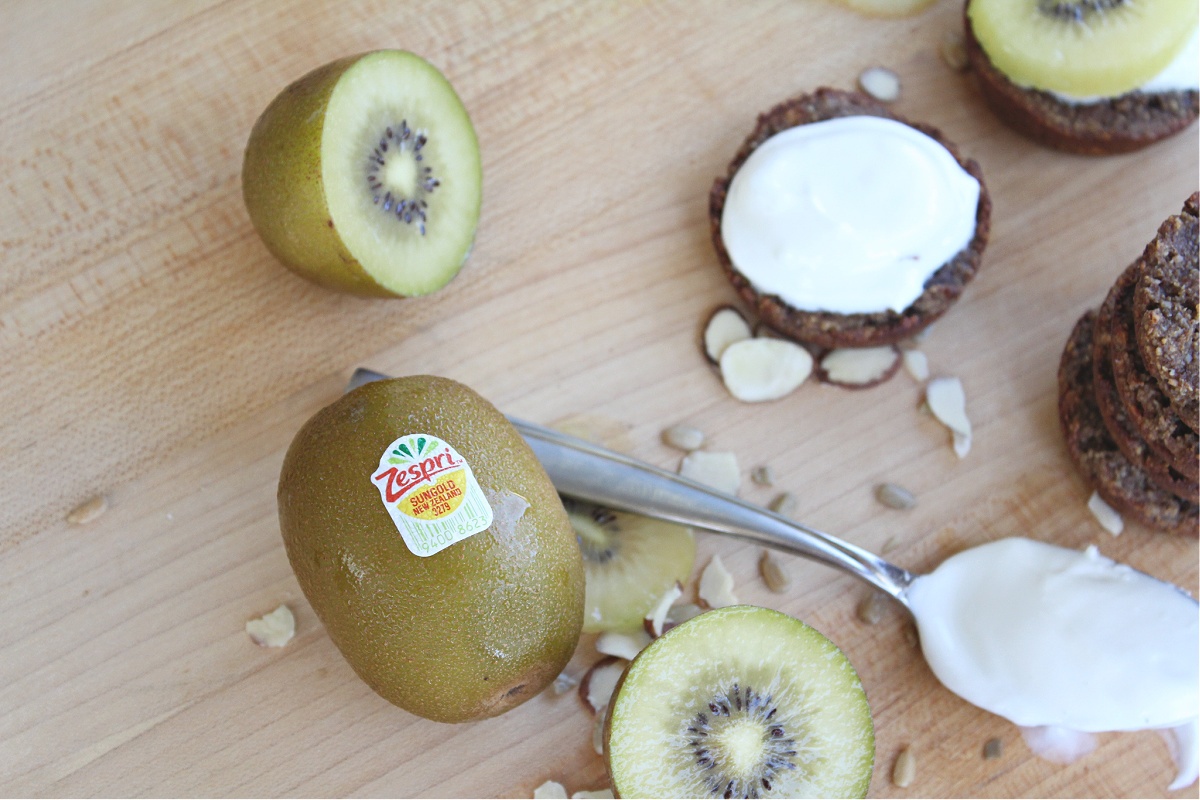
[1059,193,1199,536]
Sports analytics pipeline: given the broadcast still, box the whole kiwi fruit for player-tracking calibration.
[278,375,584,723]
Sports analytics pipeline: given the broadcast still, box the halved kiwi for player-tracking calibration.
[968,0,1197,98]
[242,50,482,297]
[604,606,874,799]
[565,498,696,634]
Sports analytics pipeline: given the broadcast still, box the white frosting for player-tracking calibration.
[1047,27,1199,104]
[719,116,980,315]
[904,537,1199,788]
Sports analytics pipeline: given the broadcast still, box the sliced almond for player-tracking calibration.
[703,305,753,364]
[892,746,917,787]
[552,670,580,695]
[698,554,738,609]
[534,781,569,800]
[901,349,929,382]
[574,790,615,799]
[818,346,900,388]
[720,338,814,402]
[660,602,704,635]
[592,704,608,755]
[1087,491,1124,536]
[926,376,972,458]
[662,423,705,452]
[858,66,900,102]
[579,656,627,713]
[679,450,741,495]
[759,550,792,594]
[644,582,684,638]
[246,604,295,648]
[596,629,652,661]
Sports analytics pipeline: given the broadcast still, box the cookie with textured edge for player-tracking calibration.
[1093,286,1198,500]
[963,3,1199,155]
[1108,262,1200,481]
[1059,312,1198,536]
[1134,193,1199,432]
[708,88,991,350]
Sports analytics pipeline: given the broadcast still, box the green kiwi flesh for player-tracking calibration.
[605,606,874,798]
[243,50,482,297]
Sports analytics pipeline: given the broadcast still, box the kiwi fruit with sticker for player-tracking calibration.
[242,50,482,296]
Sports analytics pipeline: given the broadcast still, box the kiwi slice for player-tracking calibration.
[968,0,1198,98]
[242,50,482,297]
[605,606,874,799]
[565,498,696,634]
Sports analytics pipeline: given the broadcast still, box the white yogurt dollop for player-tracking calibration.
[719,116,980,315]
[904,537,1200,788]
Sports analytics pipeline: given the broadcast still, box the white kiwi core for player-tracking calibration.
[606,606,875,799]
[322,51,482,296]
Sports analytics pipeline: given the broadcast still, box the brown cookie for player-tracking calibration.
[964,4,1200,155]
[1107,262,1200,481]
[708,88,991,349]
[1093,289,1198,500]
[1059,312,1198,536]
[1133,193,1199,432]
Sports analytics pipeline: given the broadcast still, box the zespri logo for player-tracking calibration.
[371,434,493,557]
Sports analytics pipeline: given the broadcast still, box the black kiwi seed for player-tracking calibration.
[365,119,441,236]
[1036,0,1125,22]
[685,684,803,798]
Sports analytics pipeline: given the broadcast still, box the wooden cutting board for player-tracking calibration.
[2,1,1196,796]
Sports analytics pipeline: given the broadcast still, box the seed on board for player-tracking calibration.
[769,491,798,519]
[66,494,108,525]
[858,66,901,102]
[1087,491,1124,536]
[857,590,889,625]
[939,30,969,72]
[662,423,706,452]
[759,550,792,593]
[751,465,775,486]
[875,482,917,510]
[983,737,1003,760]
[892,746,917,787]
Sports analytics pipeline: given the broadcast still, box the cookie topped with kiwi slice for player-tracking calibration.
[964,0,1200,154]
[709,88,991,349]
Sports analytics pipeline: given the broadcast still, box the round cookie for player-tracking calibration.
[963,3,1200,155]
[708,88,991,349]
[1107,262,1200,481]
[1093,289,1198,501]
[1133,193,1199,432]
[1059,312,1198,537]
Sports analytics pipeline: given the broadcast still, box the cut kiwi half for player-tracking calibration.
[605,606,874,799]
[565,498,696,634]
[968,0,1198,98]
[242,50,482,297]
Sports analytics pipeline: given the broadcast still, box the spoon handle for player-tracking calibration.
[345,369,915,600]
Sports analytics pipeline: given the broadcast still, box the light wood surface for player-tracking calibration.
[3,1,1197,797]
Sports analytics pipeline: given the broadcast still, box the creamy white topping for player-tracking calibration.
[720,116,980,315]
[1046,27,1200,104]
[904,537,1199,788]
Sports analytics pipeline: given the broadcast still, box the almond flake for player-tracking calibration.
[893,746,917,787]
[819,346,900,388]
[246,604,295,648]
[596,630,651,661]
[858,66,900,102]
[679,450,741,495]
[552,671,579,695]
[704,306,753,363]
[901,349,929,382]
[580,657,627,713]
[720,338,813,402]
[1087,491,1124,536]
[592,704,608,755]
[698,554,738,609]
[661,603,704,634]
[644,582,684,638]
[534,781,569,799]
[573,790,615,799]
[926,376,972,458]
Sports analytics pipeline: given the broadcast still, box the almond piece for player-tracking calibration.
[858,66,900,102]
[552,671,580,695]
[574,790,615,799]
[818,346,901,388]
[720,338,814,402]
[925,376,972,458]
[579,657,627,713]
[592,704,608,755]
[246,604,295,648]
[660,602,704,634]
[1087,491,1124,536]
[679,450,741,495]
[534,781,569,800]
[893,746,917,787]
[901,349,929,382]
[698,554,738,609]
[644,582,684,638]
[703,305,753,364]
[596,630,652,661]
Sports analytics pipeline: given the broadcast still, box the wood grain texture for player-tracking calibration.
[1,0,1196,796]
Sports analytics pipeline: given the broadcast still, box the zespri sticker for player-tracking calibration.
[371,434,493,557]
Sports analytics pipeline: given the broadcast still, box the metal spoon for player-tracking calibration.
[346,368,915,601]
